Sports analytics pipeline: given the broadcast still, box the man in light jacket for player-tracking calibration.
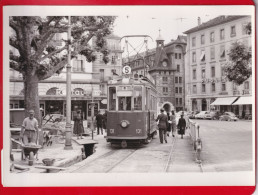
[155,108,168,143]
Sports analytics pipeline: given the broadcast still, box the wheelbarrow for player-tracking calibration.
[11,138,41,166]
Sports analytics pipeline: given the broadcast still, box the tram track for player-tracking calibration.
[164,136,177,172]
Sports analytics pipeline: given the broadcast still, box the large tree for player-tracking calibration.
[10,16,115,121]
[223,41,252,85]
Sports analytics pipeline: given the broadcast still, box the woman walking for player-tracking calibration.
[73,110,84,139]
[170,111,177,137]
[177,114,186,139]
[166,111,171,137]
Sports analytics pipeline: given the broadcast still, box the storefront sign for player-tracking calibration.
[201,77,228,83]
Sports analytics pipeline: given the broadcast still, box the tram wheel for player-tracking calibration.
[121,140,127,148]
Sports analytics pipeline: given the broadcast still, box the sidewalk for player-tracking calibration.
[10,136,84,173]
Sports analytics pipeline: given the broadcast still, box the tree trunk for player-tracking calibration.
[24,73,41,126]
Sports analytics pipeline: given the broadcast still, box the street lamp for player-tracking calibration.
[64,16,73,150]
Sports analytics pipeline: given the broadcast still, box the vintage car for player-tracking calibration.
[219,112,239,121]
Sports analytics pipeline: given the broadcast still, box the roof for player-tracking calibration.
[184,15,247,34]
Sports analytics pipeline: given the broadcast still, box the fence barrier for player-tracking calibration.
[188,119,202,163]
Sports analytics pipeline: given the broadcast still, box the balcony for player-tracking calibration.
[233,90,240,95]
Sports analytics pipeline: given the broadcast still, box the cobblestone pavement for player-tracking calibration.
[193,119,253,172]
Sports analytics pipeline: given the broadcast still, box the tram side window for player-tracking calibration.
[134,86,142,110]
[119,97,131,111]
[109,87,116,111]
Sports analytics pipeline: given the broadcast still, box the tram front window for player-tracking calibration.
[134,86,142,110]
[119,97,131,111]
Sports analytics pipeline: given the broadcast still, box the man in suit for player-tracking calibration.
[178,114,186,139]
[155,108,168,143]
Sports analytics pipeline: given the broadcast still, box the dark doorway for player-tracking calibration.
[201,99,207,111]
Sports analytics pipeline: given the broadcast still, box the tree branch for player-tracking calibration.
[9,37,20,50]
[40,45,68,62]
[10,61,22,72]
[10,53,20,62]
[39,59,67,80]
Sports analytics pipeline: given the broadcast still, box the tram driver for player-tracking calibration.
[119,97,131,111]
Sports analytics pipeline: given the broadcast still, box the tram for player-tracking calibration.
[106,71,158,148]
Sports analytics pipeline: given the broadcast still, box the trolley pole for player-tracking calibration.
[64,16,73,150]
[90,86,95,140]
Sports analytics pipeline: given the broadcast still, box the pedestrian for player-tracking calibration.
[155,108,168,144]
[20,110,39,145]
[170,110,177,137]
[102,110,107,133]
[177,114,186,139]
[73,110,84,139]
[166,111,171,137]
[96,110,103,135]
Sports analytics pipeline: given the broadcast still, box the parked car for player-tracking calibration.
[219,112,238,121]
[204,111,220,120]
[195,111,209,119]
[188,111,199,119]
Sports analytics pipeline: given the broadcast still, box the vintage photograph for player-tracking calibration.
[2,5,255,186]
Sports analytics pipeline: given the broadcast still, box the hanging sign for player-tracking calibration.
[122,66,131,74]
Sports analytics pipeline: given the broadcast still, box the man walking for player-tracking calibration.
[95,110,103,135]
[20,110,39,145]
[155,108,168,143]
[177,114,186,139]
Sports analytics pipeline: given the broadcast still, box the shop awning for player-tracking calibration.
[233,96,253,105]
[210,97,238,106]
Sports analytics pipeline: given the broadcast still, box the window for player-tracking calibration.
[193,69,196,80]
[179,98,182,105]
[220,29,225,40]
[179,87,182,94]
[193,85,197,94]
[200,50,205,62]
[192,37,196,47]
[201,69,205,79]
[212,83,216,92]
[73,60,83,72]
[179,77,182,83]
[244,81,249,89]
[175,87,178,93]
[100,69,104,80]
[163,87,168,93]
[179,53,182,59]
[175,77,178,83]
[177,65,180,72]
[231,25,236,37]
[221,67,225,76]
[210,47,215,60]
[119,97,132,111]
[162,77,168,83]
[202,84,206,93]
[222,83,226,91]
[201,34,205,44]
[210,32,215,42]
[111,56,116,64]
[176,98,179,105]
[211,67,215,77]
[192,52,196,63]
[109,87,116,111]
[175,53,178,59]
[134,86,142,110]
[220,45,225,58]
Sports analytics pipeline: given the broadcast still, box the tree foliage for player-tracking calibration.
[9,16,115,80]
[224,41,252,85]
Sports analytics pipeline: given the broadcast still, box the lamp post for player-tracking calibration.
[64,16,73,150]
[90,85,95,140]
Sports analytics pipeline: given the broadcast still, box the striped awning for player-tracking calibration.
[233,96,252,105]
[210,97,238,106]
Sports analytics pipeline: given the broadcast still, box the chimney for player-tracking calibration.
[198,17,201,26]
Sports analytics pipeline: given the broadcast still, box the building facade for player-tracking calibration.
[9,33,122,120]
[184,15,252,117]
[122,34,187,112]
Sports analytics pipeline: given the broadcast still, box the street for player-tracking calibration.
[70,120,253,173]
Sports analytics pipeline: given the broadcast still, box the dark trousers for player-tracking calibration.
[159,128,167,143]
[97,124,103,135]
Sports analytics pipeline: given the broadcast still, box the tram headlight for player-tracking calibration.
[120,120,130,128]
[136,129,142,134]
